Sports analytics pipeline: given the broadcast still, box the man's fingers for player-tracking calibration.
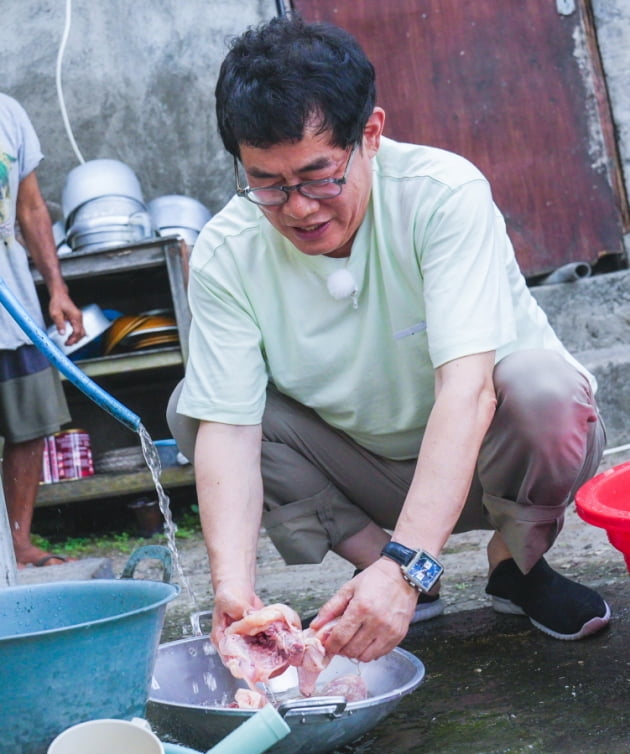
[310,585,352,631]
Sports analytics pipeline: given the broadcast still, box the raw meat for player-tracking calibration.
[320,673,369,702]
[217,606,369,706]
[217,603,305,689]
[233,688,268,709]
[297,620,337,697]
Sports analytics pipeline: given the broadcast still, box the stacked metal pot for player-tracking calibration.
[59,159,212,255]
[52,219,72,256]
[62,159,153,253]
[148,194,212,248]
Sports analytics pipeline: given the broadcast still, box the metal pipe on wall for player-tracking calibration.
[539,261,592,285]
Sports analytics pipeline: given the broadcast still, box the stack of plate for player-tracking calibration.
[103,311,179,355]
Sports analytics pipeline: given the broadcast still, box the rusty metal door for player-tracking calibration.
[291,0,627,277]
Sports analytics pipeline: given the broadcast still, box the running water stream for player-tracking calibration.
[138,424,198,607]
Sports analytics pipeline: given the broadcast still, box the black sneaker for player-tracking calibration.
[485,557,610,640]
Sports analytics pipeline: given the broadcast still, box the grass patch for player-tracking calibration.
[32,531,139,557]
[31,503,202,558]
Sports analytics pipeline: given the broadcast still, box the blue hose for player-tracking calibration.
[0,277,141,432]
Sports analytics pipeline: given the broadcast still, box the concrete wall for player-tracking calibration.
[2,0,272,219]
[532,268,630,449]
[2,1,629,228]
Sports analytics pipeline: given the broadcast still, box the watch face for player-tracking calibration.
[405,553,443,591]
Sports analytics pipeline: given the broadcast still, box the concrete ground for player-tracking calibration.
[14,448,630,753]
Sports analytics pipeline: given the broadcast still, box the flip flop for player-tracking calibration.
[34,554,68,567]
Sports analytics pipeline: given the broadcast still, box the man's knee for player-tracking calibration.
[493,351,597,444]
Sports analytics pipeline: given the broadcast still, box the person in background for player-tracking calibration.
[0,92,84,567]
[168,14,609,662]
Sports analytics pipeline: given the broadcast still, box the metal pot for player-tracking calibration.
[52,220,72,256]
[148,195,212,234]
[147,622,425,754]
[148,195,212,248]
[0,545,179,754]
[66,212,153,253]
[67,194,150,231]
[155,226,200,249]
[65,193,153,253]
[62,158,145,221]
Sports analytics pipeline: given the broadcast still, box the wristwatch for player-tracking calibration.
[380,541,444,593]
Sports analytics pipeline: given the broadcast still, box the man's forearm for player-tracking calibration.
[392,352,497,556]
[17,172,67,295]
[194,420,264,592]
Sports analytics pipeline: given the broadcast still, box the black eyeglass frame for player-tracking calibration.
[234,144,358,207]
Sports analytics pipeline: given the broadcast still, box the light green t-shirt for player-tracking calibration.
[179,137,591,460]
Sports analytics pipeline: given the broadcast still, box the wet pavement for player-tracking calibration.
[339,578,630,754]
[13,559,629,753]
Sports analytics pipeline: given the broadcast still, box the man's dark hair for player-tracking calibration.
[215,13,376,157]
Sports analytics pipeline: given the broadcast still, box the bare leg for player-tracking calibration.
[2,437,62,567]
[333,521,441,597]
[332,520,390,570]
[487,530,512,575]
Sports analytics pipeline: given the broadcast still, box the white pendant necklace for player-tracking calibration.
[326,267,358,309]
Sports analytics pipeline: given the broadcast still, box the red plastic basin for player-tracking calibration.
[575,461,630,571]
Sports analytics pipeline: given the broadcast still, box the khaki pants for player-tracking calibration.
[167,350,605,573]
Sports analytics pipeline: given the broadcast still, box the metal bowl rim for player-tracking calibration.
[149,639,425,715]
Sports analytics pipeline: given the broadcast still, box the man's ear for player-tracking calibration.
[363,107,386,156]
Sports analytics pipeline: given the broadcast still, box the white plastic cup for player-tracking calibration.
[47,718,164,754]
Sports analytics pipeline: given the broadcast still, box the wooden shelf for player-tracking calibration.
[31,236,193,509]
[68,347,183,379]
[35,464,195,508]
[32,236,191,362]
[31,236,184,282]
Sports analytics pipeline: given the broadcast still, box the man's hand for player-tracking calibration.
[309,557,418,662]
[210,583,264,650]
[16,169,86,346]
[48,291,85,346]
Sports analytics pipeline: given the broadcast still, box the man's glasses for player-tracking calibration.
[234,145,357,207]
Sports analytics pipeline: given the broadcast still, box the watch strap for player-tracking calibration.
[381,541,444,593]
[380,541,416,567]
